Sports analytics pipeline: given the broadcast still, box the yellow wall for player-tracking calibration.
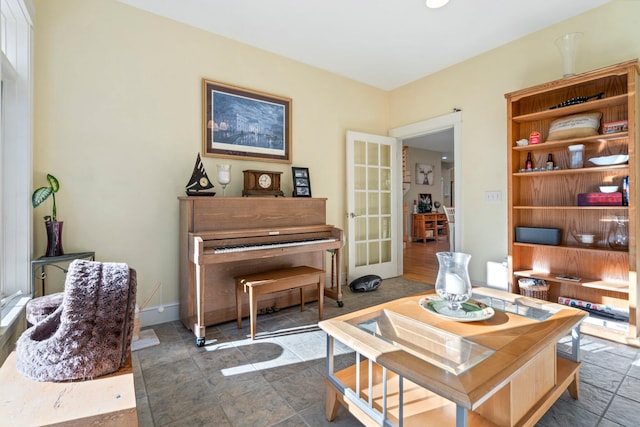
[33,0,388,307]
[33,0,640,310]
[390,0,640,278]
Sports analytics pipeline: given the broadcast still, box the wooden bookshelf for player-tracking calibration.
[505,59,640,346]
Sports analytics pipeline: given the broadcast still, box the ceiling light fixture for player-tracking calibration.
[426,0,450,8]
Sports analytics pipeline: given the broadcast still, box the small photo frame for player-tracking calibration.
[418,193,432,213]
[292,167,311,197]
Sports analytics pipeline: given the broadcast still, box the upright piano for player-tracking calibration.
[179,197,344,346]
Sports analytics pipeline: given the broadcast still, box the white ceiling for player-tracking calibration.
[404,128,455,160]
[116,0,609,91]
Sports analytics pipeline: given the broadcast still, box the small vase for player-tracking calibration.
[608,216,629,251]
[216,164,231,196]
[45,221,64,257]
[555,32,583,77]
[434,252,472,314]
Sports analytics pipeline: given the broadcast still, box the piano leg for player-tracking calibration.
[335,248,343,307]
[325,249,344,307]
[194,262,207,347]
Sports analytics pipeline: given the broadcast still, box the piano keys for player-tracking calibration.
[212,237,338,254]
[179,197,344,346]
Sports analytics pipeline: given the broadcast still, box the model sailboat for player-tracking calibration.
[185,153,216,196]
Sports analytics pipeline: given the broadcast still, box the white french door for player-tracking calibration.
[346,131,401,282]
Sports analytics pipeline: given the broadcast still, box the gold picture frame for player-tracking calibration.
[202,79,292,163]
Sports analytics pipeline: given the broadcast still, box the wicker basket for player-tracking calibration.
[518,279,550,301]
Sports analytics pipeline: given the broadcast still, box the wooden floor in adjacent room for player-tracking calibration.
[402,237,450,284]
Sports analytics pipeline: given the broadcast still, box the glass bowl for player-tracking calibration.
[570,231,599,247]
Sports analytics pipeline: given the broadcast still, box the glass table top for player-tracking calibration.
[471,292,558,321]
[350,309,495,375]
[348,291,562,375]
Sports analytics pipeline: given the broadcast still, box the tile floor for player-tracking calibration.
[133,278,640,426]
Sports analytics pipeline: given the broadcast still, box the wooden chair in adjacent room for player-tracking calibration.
[443,206,455,251]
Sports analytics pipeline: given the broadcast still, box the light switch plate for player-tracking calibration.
[485,191,502,202]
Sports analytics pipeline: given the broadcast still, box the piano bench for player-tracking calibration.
[235,266,325,340]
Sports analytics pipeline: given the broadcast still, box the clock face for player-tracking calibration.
[199,177,209,187]
[258,174,272,189]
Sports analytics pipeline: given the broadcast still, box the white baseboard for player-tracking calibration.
[139,302,179,327]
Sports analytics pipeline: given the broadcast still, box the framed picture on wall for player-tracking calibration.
[415,163,434,185]
[202,79,292,163]
[418,193,432,213]
[292,167,311,197]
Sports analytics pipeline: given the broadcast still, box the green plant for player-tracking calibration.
[32,174,60,222]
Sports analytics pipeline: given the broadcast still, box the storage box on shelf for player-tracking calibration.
[505,59,639,346]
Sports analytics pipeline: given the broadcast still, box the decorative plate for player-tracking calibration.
[419,296,495,322]
[588,155,629,166]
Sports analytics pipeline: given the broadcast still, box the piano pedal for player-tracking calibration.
[258,306,279,315]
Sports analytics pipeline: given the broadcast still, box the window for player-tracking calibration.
[0,0,33,333]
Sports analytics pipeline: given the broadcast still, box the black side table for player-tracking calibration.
[31,252,95,297]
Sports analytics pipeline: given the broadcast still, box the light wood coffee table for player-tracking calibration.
[0,352,137,426]
[319,287,586,427]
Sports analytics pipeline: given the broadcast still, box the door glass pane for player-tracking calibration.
[368,193,380,215]
[367,167,379,190]
[368,241,380,264]
[355,242,367,267]
[381,192,391,215]
[381,240,391,263]
[354,140,366,165]
[381,216,391,239]
[355,192,366,216]
[380,168,391,191]
[368,217,379,240]
[355,217,367,241]
[367,142,379,166]
[355,166,366,190]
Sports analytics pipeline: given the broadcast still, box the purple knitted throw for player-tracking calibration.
[16,260,137,381]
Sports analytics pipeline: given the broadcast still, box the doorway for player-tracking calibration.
[389,111,462,276]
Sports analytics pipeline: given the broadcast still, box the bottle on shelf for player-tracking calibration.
[546,153,554,170]
[525,152,533,170]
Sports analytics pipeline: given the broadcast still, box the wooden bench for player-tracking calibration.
[235,266,325,339]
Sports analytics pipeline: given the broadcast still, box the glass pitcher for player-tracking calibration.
[608,215,629,251]
[435,252,473,313]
